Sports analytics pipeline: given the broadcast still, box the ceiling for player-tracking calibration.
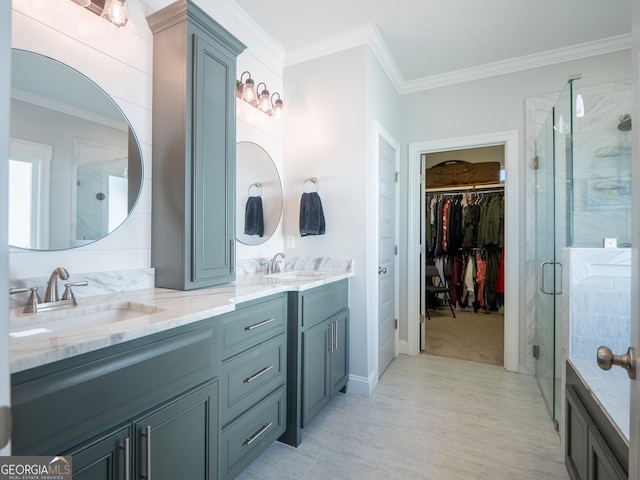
[233,0,631,86]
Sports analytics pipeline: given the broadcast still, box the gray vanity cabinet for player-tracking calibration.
[218,294,288,479]
[280,280,349,447]
[67,381,218,480]
[66,426,130,480]
[10,318,220,478]
[147,0,246,290]
[565,363,628,480]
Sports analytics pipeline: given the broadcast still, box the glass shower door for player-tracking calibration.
[534,109,558,423]
[534,80,572,427]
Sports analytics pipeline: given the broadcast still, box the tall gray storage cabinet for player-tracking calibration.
[147,0,246,290]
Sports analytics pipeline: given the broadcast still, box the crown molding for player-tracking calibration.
[400,33,632,94]
[198,0,285,75]
[285,26,631,95]
[284,23,405,91]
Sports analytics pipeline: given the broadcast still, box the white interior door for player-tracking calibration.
[378,134,397,376]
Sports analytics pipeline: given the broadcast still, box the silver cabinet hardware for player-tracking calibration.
[244,422,273,446]
[142,425,152,480]
[597,345,636,379]
[378,266,387,274]
[123,436,130,480]
[245,318,275,331]
[333,320,338,352]
[244,365,274,383]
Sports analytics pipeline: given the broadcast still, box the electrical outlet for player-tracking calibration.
[603,238,617,248]
[287,235,296,249]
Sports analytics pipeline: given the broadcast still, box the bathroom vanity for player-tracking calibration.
[9,269,351,480]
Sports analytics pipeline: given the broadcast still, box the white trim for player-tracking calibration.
[407,131,520,372]
[371,122,401,382]
[285,27,631,94]
[200,0,285,75]
[347,372,377,397]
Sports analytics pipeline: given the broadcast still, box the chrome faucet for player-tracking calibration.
[44,267,70,303]
[267,252,286,274]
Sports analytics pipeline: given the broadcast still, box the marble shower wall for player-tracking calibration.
[572,80,632,247]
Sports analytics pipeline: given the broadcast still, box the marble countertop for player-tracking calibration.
[9,269,352,374]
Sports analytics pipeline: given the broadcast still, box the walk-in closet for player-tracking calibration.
[421,146,505,366]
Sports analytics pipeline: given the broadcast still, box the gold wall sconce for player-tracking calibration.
[236,71,283,119]
[70,0,129,28]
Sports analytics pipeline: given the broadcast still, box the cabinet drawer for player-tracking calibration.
[301,280,348,329]
[222,294,286,359]
[220,385,285,480]
[221,334,286,424]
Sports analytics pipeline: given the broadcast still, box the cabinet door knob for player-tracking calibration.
[378,266,387,274]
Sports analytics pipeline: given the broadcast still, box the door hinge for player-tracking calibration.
[532,156,539,170]
[533,345,540,359]
[394,172,399,183]
[394,318,398,330]
[394,245,398,255]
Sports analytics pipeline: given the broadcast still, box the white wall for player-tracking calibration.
[397,49,631,371]
[283,47,370,391]
[282,45,400,394]
[9,0,285,282]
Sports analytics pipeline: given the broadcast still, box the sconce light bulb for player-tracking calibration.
[259,89,272,114]
[242,78,256,103]
[101,0,129,28]
[273,99,283,119]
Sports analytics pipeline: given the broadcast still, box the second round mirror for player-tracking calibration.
[236,142,283,245]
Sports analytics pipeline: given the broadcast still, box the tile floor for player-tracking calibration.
[237,354,570,480]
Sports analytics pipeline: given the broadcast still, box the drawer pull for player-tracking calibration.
[123,436,130,480]
[244,365,274,383]
[142,425,151,480]
[245,318,276,331]
[244,422,273,446]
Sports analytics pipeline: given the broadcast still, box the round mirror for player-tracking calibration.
[9,49,143,250]
[236,142,283,245]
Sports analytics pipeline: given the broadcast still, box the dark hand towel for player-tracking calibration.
[244,196,264,236]
[299,192,326,236]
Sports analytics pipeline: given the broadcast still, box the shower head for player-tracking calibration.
[618,114,632,131]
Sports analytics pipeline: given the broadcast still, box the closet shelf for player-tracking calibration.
[425,182,504,193]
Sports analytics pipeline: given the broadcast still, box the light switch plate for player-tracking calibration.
[603,238,617,248]
[287,235,296,249]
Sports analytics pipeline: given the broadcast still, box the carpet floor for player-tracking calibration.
[422,308,504,366]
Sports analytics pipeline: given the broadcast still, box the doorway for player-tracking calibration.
[421,146,505,366]
[406,131,520,373]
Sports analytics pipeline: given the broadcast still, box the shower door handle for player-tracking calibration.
[540,261,562,295]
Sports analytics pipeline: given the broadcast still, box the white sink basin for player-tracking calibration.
[264,270,325,280]
[10,302,166,337]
